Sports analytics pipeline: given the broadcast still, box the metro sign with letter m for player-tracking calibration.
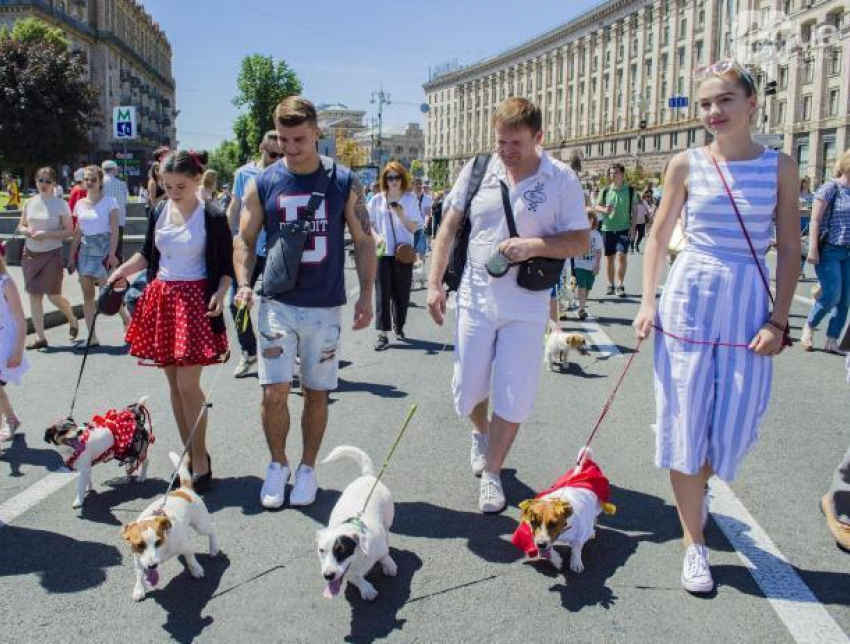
[113,106,137,140]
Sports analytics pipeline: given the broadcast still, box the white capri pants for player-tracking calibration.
[452,305,547,424]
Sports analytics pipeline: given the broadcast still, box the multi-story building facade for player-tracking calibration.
[354,123,424,168]
[0,0,176,181]
[424,0,849,185]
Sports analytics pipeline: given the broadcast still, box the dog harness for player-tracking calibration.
[511,457,616,558]
[64,407,153,474]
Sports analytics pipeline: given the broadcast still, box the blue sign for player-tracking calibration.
[667,96,689,109]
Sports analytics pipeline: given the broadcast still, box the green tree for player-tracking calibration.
[410,159,424,178]
[0,19,98,183]
[232,54,302,155]
[207,140,242,184]
[428,159,448,191]
[8,17,69,48]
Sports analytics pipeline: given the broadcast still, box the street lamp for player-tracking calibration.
[370,89,391,168]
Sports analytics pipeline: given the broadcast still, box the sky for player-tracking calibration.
[139,0,601,152]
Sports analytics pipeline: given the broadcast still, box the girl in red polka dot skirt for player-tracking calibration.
[109,150,234,493]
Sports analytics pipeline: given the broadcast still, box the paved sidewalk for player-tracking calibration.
[6,266,83,335]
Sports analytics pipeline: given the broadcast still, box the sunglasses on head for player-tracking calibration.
[693,59,756,92]
[36,177,54,184]
[386,175,402,181]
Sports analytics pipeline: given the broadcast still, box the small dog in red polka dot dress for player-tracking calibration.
[45,396,154,509]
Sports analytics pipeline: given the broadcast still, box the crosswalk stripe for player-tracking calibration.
[0,471,77,529]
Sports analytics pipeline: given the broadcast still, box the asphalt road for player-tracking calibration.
[0,253,847,644]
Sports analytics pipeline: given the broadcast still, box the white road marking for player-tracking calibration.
[0,471,78,529]
[581,315,623,359]
[709,480,848,644]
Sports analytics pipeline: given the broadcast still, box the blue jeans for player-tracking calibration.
[808,244,850,338]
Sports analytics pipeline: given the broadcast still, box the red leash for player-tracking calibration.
[652,324,750,348]
[576,336,645,465]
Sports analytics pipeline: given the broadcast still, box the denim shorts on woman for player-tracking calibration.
[79,233,111,279]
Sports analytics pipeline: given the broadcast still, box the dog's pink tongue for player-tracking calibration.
[145,568,160,587]
[323,578,342,599]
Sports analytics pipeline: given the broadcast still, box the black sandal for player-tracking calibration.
[192,455,213,494]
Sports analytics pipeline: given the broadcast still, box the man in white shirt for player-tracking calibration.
[427,98,589,513]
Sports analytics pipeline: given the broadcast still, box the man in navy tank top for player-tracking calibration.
[233,96,376,510]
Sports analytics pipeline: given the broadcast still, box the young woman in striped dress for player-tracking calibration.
[633,61,800,594]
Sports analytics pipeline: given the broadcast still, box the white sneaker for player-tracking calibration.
[824,337,845,355]
[289,464,318,506]
[0,418,20,442]
[260,462,290,509]
[233,351,257,378]
[470,433,488,477]
[479,472,506,513]
[681,543,714,594]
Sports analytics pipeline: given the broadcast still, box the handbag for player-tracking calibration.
[443,153,490,291]
[263,157,335,297]
[708,151,792,348]
[499,181,565,291]
[386,201,415,265]
[3,229,24,265]
[817,184,838,252]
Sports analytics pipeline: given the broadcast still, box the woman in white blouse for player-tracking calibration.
[17,167,77,350]
[368,162,422,351]
[68,165,120,348]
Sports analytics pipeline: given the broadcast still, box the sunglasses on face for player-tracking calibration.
[386,175,402,181]
[83,177,99,184]
[267,151,282,159]
[36,178,54,184]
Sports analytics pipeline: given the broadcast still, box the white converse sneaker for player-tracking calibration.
[233,351,257,378]
[681,543,714,594]
[260,462,290,509]
[470,432,488,477]
[479,472,506,513]
[290,464,318,506]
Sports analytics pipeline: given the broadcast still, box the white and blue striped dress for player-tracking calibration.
[654,146,777,481]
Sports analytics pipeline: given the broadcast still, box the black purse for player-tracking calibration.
[263,157,335,297]
[443,154,490,291]
[817,184,838,253]
[499,181,565,291]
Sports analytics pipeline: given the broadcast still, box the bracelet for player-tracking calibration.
[237,283,251,289]
[766,319,786,332]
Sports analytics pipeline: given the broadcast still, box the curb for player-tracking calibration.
[27,304,83,336]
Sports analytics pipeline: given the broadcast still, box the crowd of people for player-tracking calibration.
[0,61,848,598]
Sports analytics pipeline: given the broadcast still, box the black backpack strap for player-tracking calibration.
[499,181,520,238]
[460,153,491,223]
[302,156,335,221]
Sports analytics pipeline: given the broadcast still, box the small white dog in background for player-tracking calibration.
[413,260,426,290]
[317,446,397,602]
[544,321,591,371]
[121,452,220,602]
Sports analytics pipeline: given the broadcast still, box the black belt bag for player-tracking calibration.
[263,157,335,297]
[499,181,564,291]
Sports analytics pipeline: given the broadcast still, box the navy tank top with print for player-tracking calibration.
[255,160,353,307]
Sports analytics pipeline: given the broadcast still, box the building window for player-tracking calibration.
[828,48,842,76]
[779,66,789,89]
[646,6,653,22]
[646,32,654,50]
[645,59,653,77]
[670,132,678,148]
[677,76,685,94]
[796,138,809,175]
[598,143,604,155]
[802,60,813,83]
[828,89,840,116]
[776,101,787,125]
[677,47,686,68]
[801,95,812,121]
[697,9,705,27]
[663,26,670,46]
[679,18,687,40]
[784,0,794,14]
[694,41,704,65]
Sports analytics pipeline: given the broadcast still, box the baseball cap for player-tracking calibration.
[73,168,85,182]
[101,160,118,171]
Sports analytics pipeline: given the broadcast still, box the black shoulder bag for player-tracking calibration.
[443,153,491,291]
[499,181,565,291]
[263,156,335,297]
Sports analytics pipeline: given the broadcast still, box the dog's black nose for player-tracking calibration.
[148,564,158,570]
[536,542,549,549]
[323,572,335,581]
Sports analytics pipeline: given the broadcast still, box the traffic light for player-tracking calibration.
[765,80,778,96]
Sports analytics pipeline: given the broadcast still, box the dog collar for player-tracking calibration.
[342,516,367,534]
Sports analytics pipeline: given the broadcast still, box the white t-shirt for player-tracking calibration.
[444,152,588,322]
[155,201,207,281]
[368,192,423,256]
[574,230,603,272]
[635,200,652,225]
[413,192,433,226]
[74,196,118,237]
[24,195,70,252]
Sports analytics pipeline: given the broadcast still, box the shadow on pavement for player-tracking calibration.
[1,434,65,477]
[545,362,607,379]
[344,547,423,644]
[202,475,266,516]
[150,552,231,644]
[394,338,453,355]
[710,514,850,608]
[78,476,169,526]
[0,525,122,592]
[335,378,408,399]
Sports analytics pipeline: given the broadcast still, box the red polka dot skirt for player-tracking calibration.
[126,278,228,368]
